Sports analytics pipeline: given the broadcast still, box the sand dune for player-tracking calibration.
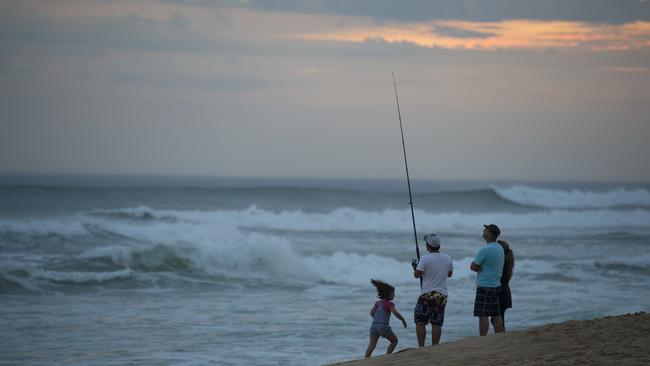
[327,312,650,366]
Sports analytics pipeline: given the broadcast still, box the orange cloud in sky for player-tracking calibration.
[17,1,650,52]
[299,19,650,51]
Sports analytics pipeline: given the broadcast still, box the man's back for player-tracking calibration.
[416,252,453,295]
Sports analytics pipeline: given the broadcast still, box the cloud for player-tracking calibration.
[431,25,494,39]
[5,1,648,55]
[298,19,650,51]
[168,0,650,24]
[0,7,237,54]
[2,0,649,181]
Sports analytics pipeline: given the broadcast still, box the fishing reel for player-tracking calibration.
[411,258,419,270]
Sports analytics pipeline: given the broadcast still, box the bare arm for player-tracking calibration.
[470,262,482,272]
[390,307,408,328]
[370,303,377,318]
[414,269,423,278]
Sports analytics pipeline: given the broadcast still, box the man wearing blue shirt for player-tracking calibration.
[470,224,505,336]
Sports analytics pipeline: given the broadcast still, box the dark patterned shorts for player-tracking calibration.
[474,286,501,317]
[414,291,447,326]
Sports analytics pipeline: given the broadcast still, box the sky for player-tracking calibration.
[1,0,649,182]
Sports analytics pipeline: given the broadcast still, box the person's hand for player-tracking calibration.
[402,319,407,328]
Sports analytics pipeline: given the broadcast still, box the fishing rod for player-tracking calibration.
[392,73,422,283]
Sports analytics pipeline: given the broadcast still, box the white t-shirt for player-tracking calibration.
[416,252,454,295]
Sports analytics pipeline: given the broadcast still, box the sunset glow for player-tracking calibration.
[299,19,650,51]
[3,0,650,182]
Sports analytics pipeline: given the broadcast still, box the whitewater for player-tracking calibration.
[1,177,649,365]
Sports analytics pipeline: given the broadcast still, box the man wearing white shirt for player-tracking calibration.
[413,233,454,346]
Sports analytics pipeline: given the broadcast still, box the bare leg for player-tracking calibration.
[385,332,399,354]
[492,316,505,333]
[415,323,426,347]
[430,325,442,345]
[364,334,379,358]
[479,316,489,336]
[501,309,507,331]
[491,310,507,331]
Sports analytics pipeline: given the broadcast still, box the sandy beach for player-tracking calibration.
[327,312,650,366]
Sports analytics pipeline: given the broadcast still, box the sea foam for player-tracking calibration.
[88,205,650,235]
[3,204,650,290]
[4,209,649,291]
[2,205,650,238]
[494,186,650,209]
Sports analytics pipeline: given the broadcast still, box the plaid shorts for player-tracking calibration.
[474,286,501,317]
[414,291,447,326]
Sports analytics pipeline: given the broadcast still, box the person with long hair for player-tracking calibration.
[364,279,407,358]
[495,239,515,330]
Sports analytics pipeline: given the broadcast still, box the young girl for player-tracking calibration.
[365,279,408,358]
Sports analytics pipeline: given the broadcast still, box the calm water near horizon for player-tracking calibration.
[1,175,649,365]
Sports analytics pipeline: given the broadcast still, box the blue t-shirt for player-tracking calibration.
[473,242,505,288]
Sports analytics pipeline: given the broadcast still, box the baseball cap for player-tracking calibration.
[423,233,440,247]
[483,224,501,237]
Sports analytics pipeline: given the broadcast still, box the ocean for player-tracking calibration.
[1,175,649,365]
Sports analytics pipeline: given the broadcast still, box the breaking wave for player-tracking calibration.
[2,206,649,238]
[3,243,649,292]
[494,186,650,209]
[2,204,649,293]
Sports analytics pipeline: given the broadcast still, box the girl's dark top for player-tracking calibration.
[498,241,514,310]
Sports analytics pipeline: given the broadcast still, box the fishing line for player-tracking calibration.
[392,72,422,288]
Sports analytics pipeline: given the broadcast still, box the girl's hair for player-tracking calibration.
[370,279,395,300]
[498,240,515,281]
